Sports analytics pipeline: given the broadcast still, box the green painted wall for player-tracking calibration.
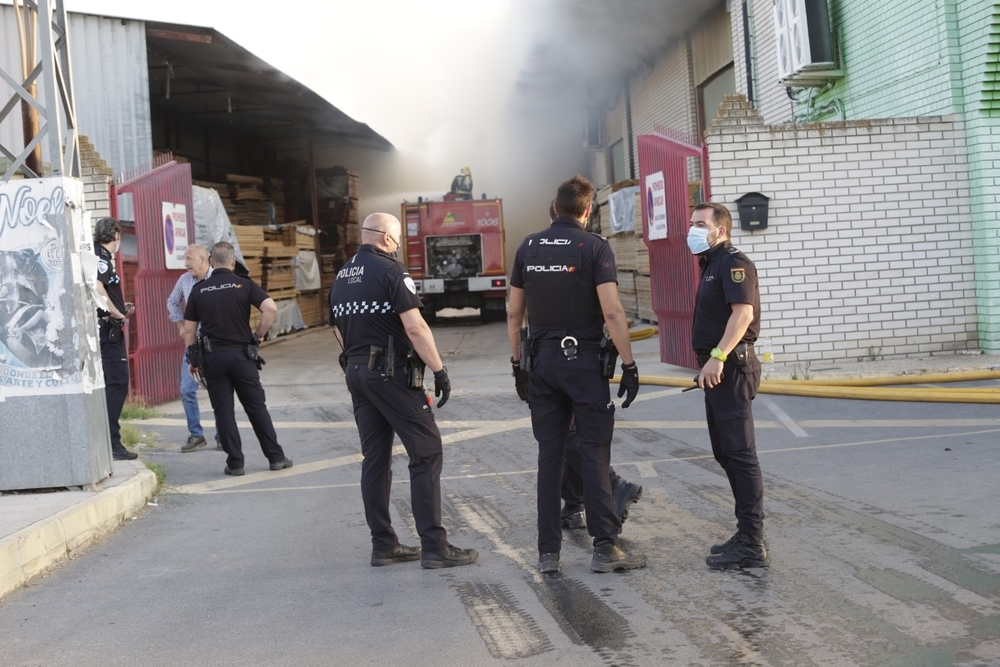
[809,0,962,119]
[957,0,1000,351]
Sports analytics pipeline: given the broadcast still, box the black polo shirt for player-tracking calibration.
[692,241,761,351]
[95,244,125,317]
[329,245,423,357]
[184,268,268,346]
[509,217,617,341]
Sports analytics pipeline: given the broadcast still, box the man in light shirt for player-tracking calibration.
[167,244,216,452]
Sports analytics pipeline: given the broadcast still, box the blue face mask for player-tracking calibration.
[687,227,711,254]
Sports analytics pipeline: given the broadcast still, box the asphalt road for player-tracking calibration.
[1,320,998,666]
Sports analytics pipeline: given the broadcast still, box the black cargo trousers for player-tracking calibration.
[203,347,286,470]
[529,346,619,554]
[700,354,764,540]
[345,361,448,553]
[99,321,129,457]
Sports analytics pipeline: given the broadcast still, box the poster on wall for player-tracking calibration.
[162,202,189,269]
[0,180,84,398]
[645,171,667,241]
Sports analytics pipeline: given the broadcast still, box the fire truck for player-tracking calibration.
[400,196,507,323]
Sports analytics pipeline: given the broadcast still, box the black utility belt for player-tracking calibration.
[347,354,407,365]
[208,344,246,352]
[534,338,602,352]
[696,342,754,367]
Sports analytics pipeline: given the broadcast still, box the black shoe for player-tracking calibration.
[223,466,245,476]
[112,450,138,461]
[706,532,770,570]
[539,552,560,574]
[561,510,586,530]
[214,435,223,451]
[591,542,647,573]
[421,545,479,569]
[182,435,207,453]
[710,531,770,555]
[612,479,643,523]
[371,543,421,566]
[269,458,293,471]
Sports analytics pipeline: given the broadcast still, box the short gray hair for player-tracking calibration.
[211,241,235,266]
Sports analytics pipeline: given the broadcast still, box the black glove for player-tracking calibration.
[433,367,451,408]
[617,361,639,408]
[511,358,529,402]
[338,351,348,372]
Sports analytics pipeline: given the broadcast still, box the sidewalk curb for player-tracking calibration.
[0,464,158,602]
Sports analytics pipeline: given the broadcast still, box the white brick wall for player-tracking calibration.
[707,96,978,364]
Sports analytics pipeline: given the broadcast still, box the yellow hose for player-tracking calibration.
[629,326,658,342]
[613,374,1000,404]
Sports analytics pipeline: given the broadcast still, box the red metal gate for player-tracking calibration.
[111,159,194,404]
[637,130,709,370]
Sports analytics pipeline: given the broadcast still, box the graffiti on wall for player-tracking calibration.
[0,181,83,397]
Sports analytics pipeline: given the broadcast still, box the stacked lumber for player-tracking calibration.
[297,290,325,327]
[609,232,637,272]
[294,225,315,251]
[617,270,637,317]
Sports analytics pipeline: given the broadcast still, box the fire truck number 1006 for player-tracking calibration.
[476,217,500,228]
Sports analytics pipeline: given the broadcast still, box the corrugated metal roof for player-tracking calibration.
[0,6,153,175]
[144,20,392,151]
[1,6,390,178]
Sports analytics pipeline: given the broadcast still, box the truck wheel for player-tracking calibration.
[480,298,505,324]
[423,305,437,325]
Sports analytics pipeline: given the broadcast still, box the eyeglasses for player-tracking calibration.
[362,227,399,249]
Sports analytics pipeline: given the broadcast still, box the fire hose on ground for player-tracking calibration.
[612,369,1000,404]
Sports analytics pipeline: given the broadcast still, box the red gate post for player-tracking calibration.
[637,131,705,369]
[114,160,194,404]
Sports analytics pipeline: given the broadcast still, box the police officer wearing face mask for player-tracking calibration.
[181,242,292,477]
[94,217,137,461]
[508,175,644,575]
[330,213,478,570]
[688,202,769,570]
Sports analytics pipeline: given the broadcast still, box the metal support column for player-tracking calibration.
[0,0,81,181]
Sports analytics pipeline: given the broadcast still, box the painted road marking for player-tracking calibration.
[760,395,808,438]
[131,418,1000,430]
[635,462,658,478]
[173,427,1000,496]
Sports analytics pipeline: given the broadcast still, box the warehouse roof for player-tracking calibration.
[145,20,392,151]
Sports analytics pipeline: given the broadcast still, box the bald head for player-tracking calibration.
[184,244,211,280]
[361,213,401,253]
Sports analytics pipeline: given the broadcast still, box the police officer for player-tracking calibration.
[181,242,292,477]
[330,213,478,569]
[688,202,769,569]
[507,175,644,574]
[94,217,137,461]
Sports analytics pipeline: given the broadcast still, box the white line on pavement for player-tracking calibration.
[635,462,658,478]
[760,395,809,438]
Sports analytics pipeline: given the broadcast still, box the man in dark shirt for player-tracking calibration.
[688,202,769,569]
[94,217,136,461]
[507,175,644,574]
[330,213,478,569]
[181,242,292,477]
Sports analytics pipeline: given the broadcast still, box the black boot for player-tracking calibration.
[710,530,770,555]
[371,543,421,566]
[560,510,586,530]
[591,542,647,573]
[706,532,769,570]
[612,479,642,523]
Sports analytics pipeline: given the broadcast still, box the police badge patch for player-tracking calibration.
[730,268,745,283]
[98,259,109,275]
[404,276,417,294]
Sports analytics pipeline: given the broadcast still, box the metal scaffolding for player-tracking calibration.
[0,0,80,181]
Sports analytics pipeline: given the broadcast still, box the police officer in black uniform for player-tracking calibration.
[182,242,292,477]
[537,202,643,532]
[688,202,769,569]
[94,217,137,461]
[330,213,478,569]
[508,175,644,574]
